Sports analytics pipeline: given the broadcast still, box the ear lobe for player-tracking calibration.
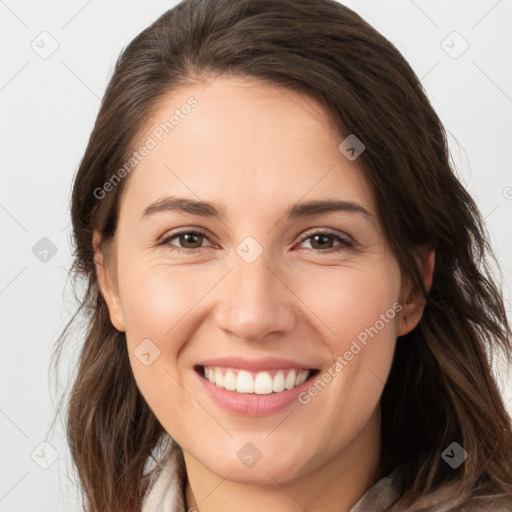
[93,231,126,332]
[397,247,435,336]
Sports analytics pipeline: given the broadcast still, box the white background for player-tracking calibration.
[1,0,511,510]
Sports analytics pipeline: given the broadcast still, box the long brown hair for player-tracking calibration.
[49,0,512,510]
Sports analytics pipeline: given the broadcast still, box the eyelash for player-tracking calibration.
[157,228,354,255]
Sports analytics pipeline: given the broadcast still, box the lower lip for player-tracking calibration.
[194,368,317,416]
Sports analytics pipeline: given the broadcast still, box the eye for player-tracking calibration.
[296,229,354,252]
[157,230,212,254]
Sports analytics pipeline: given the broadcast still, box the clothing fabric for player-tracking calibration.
[141,440,402,512]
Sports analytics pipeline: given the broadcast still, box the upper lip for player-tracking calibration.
[197,356,318,372]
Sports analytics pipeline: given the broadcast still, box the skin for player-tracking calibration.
[94,76,434,512]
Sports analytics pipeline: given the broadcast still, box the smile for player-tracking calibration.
[193,357,321,416]
[198,365,314,394]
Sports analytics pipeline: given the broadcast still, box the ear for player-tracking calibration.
[397,247,435,336]
[93,231,126,332]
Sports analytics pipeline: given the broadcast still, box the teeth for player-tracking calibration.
[284,369,296,390]
[254,372,273,395]
[296,369,308,386]
[236,370,254,393]
[272,371,285,392]
[214,368,224,387]
[224,371,236,390]
[202,366,311,394]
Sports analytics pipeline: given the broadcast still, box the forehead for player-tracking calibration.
[121,76,374,219]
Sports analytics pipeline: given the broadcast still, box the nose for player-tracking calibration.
[213,253,297,342]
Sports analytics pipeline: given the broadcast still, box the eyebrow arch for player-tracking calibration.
[287,199,372,219]
[141,196,372,220]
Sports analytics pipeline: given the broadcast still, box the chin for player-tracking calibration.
[198,444,312,485]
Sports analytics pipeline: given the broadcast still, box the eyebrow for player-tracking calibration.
[141,196,372,221]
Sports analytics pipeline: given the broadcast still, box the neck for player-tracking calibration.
[184,406,383,512]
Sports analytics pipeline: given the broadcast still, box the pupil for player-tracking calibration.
[313,234,331,249]
[182,234,201,248]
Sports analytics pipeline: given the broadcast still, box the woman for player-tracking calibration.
[51,0,512,510]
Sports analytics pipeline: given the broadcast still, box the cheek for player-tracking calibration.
[118,262,209,342]
[338,275,400,360]
[291,260,401,411]
[292,260,401,352]
[116,262,204,395]
[116,262,210,436]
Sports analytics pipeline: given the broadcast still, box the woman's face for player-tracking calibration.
[95,76,425,485]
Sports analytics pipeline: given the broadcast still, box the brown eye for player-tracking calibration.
[298,230,353,252]
[177,232,204,249]
[158,230,211,254]
[309,233,335,250]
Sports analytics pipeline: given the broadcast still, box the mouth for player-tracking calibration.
[194,364,321,395]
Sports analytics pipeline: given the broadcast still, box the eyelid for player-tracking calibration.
[158,225,214,241]
[157,228,217,250]
[296,227,354,246]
